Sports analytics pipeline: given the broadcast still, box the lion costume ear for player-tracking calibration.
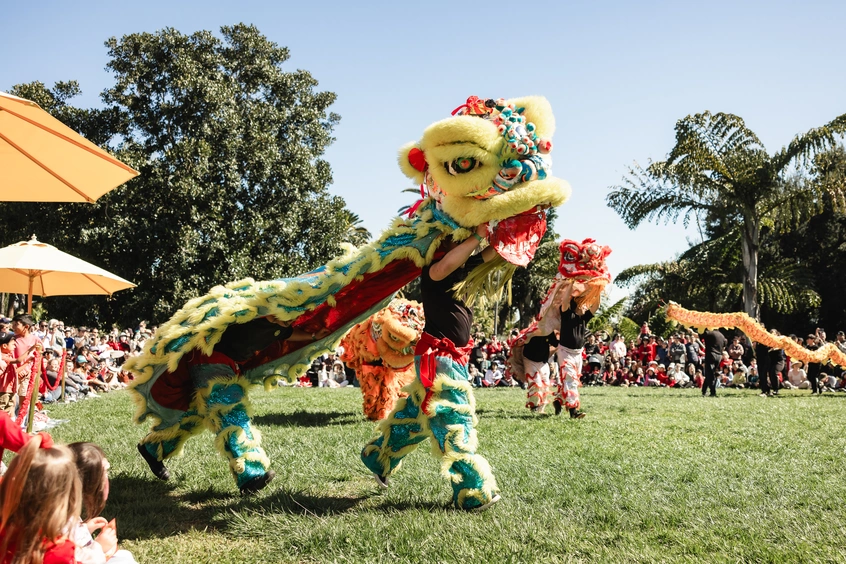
[398,141,426,184]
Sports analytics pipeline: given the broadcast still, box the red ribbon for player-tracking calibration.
[415,332,473,389]
[16,349,42,425]
[404,183,428,218]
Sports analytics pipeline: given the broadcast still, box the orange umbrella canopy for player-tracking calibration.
[0,91,139,203]
[0,236,135,312]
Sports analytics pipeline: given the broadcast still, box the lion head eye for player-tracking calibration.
[445,157,481,176]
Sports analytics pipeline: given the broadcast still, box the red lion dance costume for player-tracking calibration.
[527,238,612,417]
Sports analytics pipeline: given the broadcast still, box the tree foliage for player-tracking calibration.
[607,111,846,319]
[2,25,350,326]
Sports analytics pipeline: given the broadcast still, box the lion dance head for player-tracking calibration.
[399,96,571,266]
[340,300,425,421]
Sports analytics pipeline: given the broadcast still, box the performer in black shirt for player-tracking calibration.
[553,298,596,417]
[361,224,502,511]
[522,331,559,413]
[701,329,727,397]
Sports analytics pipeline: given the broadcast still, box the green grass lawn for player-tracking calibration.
[18,385,846,563]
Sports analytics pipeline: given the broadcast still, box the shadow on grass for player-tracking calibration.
[476,409,547,420]
[110,475,370,540]
[372,498,451,512]
[252,409,361,427]
[236,486,367,516]
[107,475,231,540]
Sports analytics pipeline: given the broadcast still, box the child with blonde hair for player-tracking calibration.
[0,436,80,564]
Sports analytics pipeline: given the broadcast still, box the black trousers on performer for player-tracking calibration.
[761,362,783,394]
[807,363,820,393]
[702,358,719,396]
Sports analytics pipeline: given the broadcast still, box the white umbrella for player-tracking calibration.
[0,236,135,313]
[0,91,139,202]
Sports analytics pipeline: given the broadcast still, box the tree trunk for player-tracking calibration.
[741,216,760,320]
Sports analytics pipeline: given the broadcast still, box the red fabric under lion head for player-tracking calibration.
[557,239,612,281]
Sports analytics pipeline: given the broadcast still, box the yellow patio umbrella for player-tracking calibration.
[0,236,135,311]
[0,236,136,430]
[0,91,139,202]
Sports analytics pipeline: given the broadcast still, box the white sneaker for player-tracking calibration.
[372,473,389,489]
[470,494,501,512]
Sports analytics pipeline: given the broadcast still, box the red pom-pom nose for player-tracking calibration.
[408,147,427,172]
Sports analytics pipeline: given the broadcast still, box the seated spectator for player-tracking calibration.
[694,369,704,389]
[68,442,138,563]
[468,364,482,387]
[332,360,349,387]
[74,357,106,394]
[783,361,809,389]
[730,361,747,388]
[41,357,63,403]
[482,362,502,387]
[728,336,744,361]
[719,351,733,371]
[653,364,671,386]
[0,437,78,563]
[498,368,518,387]
[668,363,691,387]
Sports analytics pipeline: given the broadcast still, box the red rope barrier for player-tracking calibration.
[16,348,42,426]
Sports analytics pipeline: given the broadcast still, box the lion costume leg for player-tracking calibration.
[361,353,499,510]
[555,345,583,410]
[139,408,205,463]
[524,358,551,412]
[198,377,271,490]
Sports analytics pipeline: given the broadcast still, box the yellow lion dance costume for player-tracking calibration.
[340,300,425,421]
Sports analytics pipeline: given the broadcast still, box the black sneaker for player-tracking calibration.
[240,470,276,496]
[569,408,586,419]
[137,443,170,481]
[553,400,562,416]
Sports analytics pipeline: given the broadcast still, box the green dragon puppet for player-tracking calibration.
[127,95,571,495]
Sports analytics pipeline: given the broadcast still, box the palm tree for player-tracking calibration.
[614,230,821,321]
[340,210,371,247]
[588,296,639,341]
[607,112,846,319]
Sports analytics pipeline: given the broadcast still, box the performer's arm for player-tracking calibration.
[430,224,489,281]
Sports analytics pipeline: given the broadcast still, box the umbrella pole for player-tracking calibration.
[27,275,33,314]
[25,358,41,434]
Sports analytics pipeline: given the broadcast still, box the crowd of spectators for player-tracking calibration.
[465,322,846,395]
[5,313,845,418]
[0,314,158,420]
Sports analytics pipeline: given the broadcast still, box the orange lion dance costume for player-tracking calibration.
[340,300,425,421]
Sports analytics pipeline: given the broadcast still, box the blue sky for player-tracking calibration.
[3,0,845,299]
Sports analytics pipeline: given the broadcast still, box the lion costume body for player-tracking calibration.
[127,95,570,497]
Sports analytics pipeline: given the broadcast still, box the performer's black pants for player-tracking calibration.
[761,362,783,394]
[808,363,820,393]
[702,358,719,396]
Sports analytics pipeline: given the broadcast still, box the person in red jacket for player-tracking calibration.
[0,410,53,467]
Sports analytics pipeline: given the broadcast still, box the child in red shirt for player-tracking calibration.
[0,437,79,564]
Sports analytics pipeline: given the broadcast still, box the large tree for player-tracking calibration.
[607,111,846,319]
[3,24,351,326]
